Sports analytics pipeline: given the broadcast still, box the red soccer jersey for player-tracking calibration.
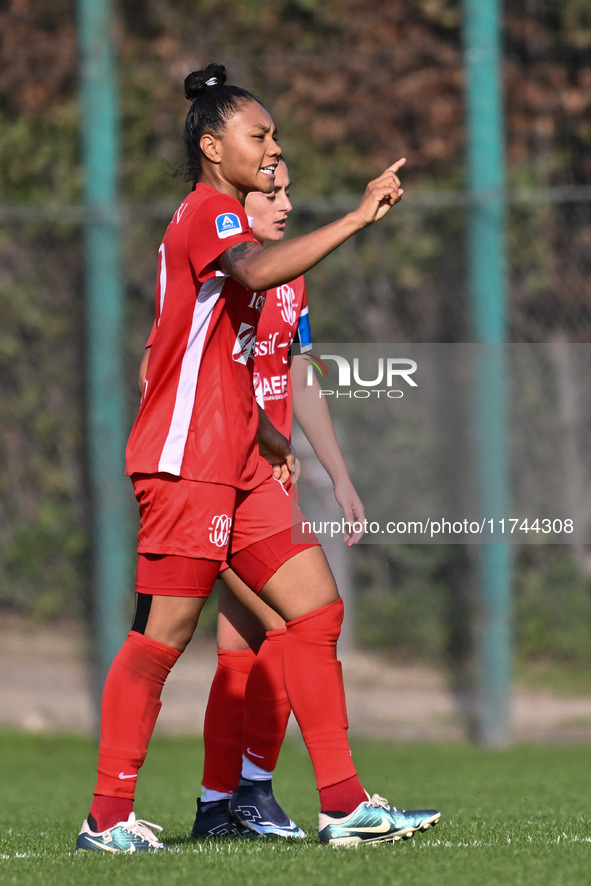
[253,276,312,440]
[126,184,269,489]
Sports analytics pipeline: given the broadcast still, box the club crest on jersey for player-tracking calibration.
[209,514,233,547]
[232,322,257,365]
[215,213,242,239]
[277,283,297,326]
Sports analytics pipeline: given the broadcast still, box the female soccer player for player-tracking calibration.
[193,158,366,840]
[76,63,439,853]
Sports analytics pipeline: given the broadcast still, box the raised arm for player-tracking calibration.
[219,160,406,292]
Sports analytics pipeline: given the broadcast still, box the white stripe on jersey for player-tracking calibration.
[157,277,225,474]
[158,243,167,323]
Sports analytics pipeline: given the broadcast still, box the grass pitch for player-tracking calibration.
[2,732,591,886]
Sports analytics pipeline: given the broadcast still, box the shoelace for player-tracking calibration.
[367,794,398,812]
[121,818,164,847]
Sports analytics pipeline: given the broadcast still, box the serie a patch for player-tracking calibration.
[215,213,242,239]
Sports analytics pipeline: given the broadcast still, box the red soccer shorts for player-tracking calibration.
[132,462,318,597]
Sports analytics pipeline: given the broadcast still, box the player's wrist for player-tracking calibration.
[330,467,352,487]
[342,209,370,233]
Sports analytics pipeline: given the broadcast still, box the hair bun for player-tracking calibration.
[184,64,227,100]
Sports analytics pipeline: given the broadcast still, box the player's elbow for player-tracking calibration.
[236,267,267,291]
[233,261,282,292]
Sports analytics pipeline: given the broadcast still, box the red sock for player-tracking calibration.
[242,628,291,772]
[88,795,133,833]
[283,599,364,812]
[319,774,367,815]
[202,648,256,793]
[90,631,180,829]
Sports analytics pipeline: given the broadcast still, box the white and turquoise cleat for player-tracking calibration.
[76,812,170,853]
[318,794,440,846]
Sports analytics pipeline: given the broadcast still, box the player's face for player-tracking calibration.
[246,160,292,244]
[214,99,282,199]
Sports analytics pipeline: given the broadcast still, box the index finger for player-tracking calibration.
[387,157,406,173]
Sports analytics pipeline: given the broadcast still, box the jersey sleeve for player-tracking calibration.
[186,193,258,282]
[145,319,157,349]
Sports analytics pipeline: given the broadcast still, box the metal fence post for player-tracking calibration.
[77,0,131,698]
[463,0,512,745]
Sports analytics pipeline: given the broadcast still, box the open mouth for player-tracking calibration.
[260,164,277,176]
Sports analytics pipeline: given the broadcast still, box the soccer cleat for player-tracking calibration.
[228,778,306,838]
[191,798,258,838]
[318,794,440,846]
[76,812,169,853]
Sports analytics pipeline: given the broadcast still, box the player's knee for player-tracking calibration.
[285,598,344,643]
[142,597,205,652]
